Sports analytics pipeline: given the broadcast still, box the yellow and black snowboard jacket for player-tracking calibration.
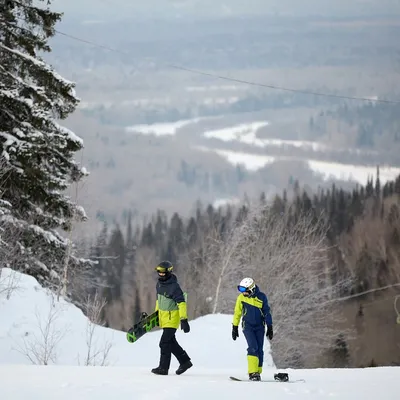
[155,274,187,329]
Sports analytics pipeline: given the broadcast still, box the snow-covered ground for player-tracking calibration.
[197,146,276,171]
[0,268,264,369]
[125,117,203,136]
[196,146,400,184]
[2,364,400,400]
[1,268,399,399]
[203,122,327,152]
[212,197,241,208]
[200,122,400,184]
[307,159,400,184]
[124,118,400,185]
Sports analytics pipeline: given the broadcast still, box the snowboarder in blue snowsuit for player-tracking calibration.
[232,277,273,381]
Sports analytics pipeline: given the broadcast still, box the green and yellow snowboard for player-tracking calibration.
[126,311,159,343]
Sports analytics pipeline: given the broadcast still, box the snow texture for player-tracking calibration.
[124,118,398,185]
[126,118,202,136]
[0,267,274,369]
[0,268,399,399]
[195,146,400,185]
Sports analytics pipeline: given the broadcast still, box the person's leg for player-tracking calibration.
[170,333,184,358]
[255,326,265,374]
[170,332,193,374]
[243,328,259,376]
[171,335,190,362]
[152,328,176,374]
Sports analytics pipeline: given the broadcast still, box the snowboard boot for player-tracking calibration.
[154,350,171,376]
[176,360,193,375]
[249,372,261,381]
[151,366,168,375]
[175,351,193,375]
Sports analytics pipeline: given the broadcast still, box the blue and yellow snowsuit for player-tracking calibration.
[232,286,272,374]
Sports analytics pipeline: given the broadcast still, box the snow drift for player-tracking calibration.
[1,268,400,400]
[0,267,274,370]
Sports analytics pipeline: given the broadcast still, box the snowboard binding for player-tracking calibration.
[274,373,289,382]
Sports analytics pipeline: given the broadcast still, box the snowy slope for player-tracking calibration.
[1,268,400,400]
[0,267,273,369]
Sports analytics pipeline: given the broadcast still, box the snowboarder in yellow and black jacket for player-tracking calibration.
[232,277,273,381]
[151,260,192,376]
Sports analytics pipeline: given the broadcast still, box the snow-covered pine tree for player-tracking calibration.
[0,0,93,298]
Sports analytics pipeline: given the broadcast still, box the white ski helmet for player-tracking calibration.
[238,277,256,295]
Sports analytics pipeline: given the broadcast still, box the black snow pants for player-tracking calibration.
[159,328,190,369]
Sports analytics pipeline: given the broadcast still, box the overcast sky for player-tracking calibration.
[50,0,400,20]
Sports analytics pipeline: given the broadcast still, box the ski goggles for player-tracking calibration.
[238,285,249,293]
[155,266,172,273]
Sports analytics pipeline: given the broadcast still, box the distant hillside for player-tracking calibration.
[64,109,400,242]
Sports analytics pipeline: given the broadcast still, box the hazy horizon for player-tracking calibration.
[37,0,400,229]
[51,0,400,21]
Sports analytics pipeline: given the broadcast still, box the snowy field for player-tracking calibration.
[1,268,400,399]
[197,146,400,184]
[125,118,203,136]
[2,364,400,400]
[125,119,400,185]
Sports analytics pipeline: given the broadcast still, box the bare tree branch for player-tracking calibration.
[0,267,21,299]
[14,293,70,365]
[76,291,113,366]
[189,202,355,368]
[58,149,89,300]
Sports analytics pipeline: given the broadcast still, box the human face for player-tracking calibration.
[157,269,170,281]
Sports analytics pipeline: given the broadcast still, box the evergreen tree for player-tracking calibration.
[169,212,184,253]
[186,217,198,247]
[0,0,92,294]
[107,225,125,302]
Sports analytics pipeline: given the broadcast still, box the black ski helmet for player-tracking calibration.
[155,260,173,281]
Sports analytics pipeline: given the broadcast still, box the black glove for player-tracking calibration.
[232,325,239,341]
[266,325,273,340]
[181,319,190,333]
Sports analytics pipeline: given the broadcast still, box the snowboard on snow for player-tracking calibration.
[126,311,159,343]
[230,373,305,383]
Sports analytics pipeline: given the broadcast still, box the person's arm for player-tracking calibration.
[171,283,187,320]
[232,295,243,327]
[232,295,243,340]
[262,293,273,340]
[262,294,272,326]
[155,284,159,312]
[171,282,190,333]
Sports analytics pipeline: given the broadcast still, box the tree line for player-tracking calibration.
[309,102,400,152]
